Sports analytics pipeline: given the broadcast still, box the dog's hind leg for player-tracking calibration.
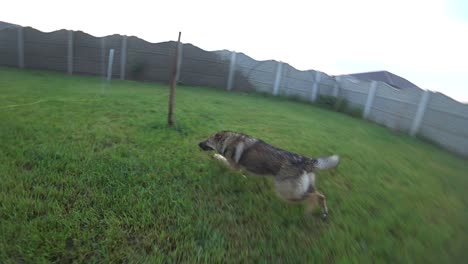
[315,191,328,218]
[305,191,328,219]
[305,194,319,215]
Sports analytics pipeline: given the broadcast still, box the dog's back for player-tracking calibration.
[217,132,338,177]
[237,139,313,175]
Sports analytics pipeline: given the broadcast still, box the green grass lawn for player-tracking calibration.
[0,68,467,263]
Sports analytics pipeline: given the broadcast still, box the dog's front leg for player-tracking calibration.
[213,153,229,166]
[213,153,246,178]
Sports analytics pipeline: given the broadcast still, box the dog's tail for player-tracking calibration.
[315,155,340,170]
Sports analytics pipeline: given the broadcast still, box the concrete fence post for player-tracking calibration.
[410,90,431,136]
[311,71,321,102]
[120,35,127,80]
[273,61,283,96]
[226,51,237,91]
[100,38,106,76]
[17,27,24,68]
[175,41,183,83]
[67,30,73,75]
[106,49,115,81]
[363,81,378,119]
[333,76,341,97]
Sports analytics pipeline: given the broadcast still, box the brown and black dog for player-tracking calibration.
[199,131,340,219]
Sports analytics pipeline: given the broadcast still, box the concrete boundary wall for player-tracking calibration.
[0,26,466,157]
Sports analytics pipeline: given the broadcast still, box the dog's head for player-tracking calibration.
[198,131,231,152]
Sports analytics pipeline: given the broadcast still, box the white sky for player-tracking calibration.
[2,0,467,102]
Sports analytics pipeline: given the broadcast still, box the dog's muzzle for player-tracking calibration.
[198,141,214,151]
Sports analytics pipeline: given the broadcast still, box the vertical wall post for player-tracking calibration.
[410,90,431,136]
[106,49,115,81]
[226,51,237,91]
[67,30,73,75]
[333,76,341,97]
[17,27,24,68]
[363,81,378,119]
[100,38,106,77]
[273,61,283,96]
[120,35,127,80]
[311,71,321,102]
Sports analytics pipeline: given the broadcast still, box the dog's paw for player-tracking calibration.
[321,213,329,221]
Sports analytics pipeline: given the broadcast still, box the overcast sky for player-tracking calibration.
[2,0,467,102]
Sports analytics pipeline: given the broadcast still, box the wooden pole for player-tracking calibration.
[168,32,181,127]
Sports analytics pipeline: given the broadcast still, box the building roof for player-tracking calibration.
[344,70,420,90]
[0,21,18,30]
